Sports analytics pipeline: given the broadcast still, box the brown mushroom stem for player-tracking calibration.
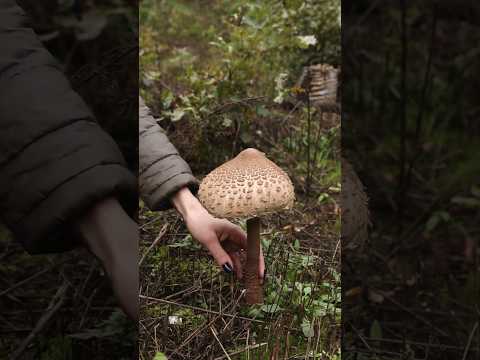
[245,217,263,304]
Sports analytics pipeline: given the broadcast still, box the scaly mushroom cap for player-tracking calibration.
[198,148,295,219]
[341,158,370,250]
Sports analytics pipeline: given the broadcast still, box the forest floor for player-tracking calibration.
[139,106,342,360]
[0,229,136,360]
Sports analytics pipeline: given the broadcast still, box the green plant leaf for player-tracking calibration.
[451,196,480,208]
[369,320,382,340]
[261,303,282,313]
[256,105,271,117]
[170,108,186,122]
[301,318,315,338]
[294,239,300,250]
[162,92,174,109]
[425,211,450,233]
[153,352,168,360]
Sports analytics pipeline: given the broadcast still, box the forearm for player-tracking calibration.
[74,196,139,321]
[170,187,209,221]
[74,197,136,264]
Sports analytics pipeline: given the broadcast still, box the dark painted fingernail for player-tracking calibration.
[222,263,233,273]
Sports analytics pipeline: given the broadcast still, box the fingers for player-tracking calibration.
[217,220,248,249]
[218,219,266,282]
[203,236,235,271]
[204,218,266,282]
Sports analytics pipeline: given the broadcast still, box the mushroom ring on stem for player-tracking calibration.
[198,148,295,304]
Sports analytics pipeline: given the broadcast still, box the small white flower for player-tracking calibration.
[298,35,317,47]
[168,316,182,325]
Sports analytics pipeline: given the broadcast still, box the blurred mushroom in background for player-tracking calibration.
[341,157,370,252]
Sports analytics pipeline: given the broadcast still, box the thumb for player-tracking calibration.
[204,239,234,272]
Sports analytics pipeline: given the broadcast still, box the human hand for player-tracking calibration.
[171,187,265,281]
[74,197,138,321]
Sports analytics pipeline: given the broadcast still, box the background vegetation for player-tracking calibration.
[343,2,480,359]
[139,0,341,359]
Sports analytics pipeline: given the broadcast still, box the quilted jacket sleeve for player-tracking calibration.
[139,97,199,210]
[0,1,137,253]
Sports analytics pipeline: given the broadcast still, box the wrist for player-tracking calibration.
[76,197,124,231]
[74,197,133,256]
[171,187,208,221]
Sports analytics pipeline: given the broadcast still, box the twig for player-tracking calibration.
[210,326,232,360]
[213,343,268,360]
[349,323,374,352]
[208,96,266,116]
[280,100,303,124]
[306,89,312,196]
[168,290,245,356]
[381,290,449,337]
[139,214,163,230]
[76,261,96,305]
[332,237,341,263]
[0,259,69,298]
[462,322,479,360]
[139,224,168,266]
[78,288,98,330]
[10,281,68,360]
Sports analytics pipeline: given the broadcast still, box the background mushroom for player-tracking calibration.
[198,148,295,304]
[295,63,340,113]
[341,157,370,251]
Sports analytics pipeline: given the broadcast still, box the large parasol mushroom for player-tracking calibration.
[198,148,295,304]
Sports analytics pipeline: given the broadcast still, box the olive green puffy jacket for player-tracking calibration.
[139,97,199,210]
[0,1,137,253]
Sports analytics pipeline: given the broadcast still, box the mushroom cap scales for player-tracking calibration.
[198,148,295,219]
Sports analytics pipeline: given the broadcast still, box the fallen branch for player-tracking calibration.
[210,326,232,360]
[10,281,69,360]
[0,259,69,298]
[462,322,479,360]
[139,224,168,266]
[213,342,268,360]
